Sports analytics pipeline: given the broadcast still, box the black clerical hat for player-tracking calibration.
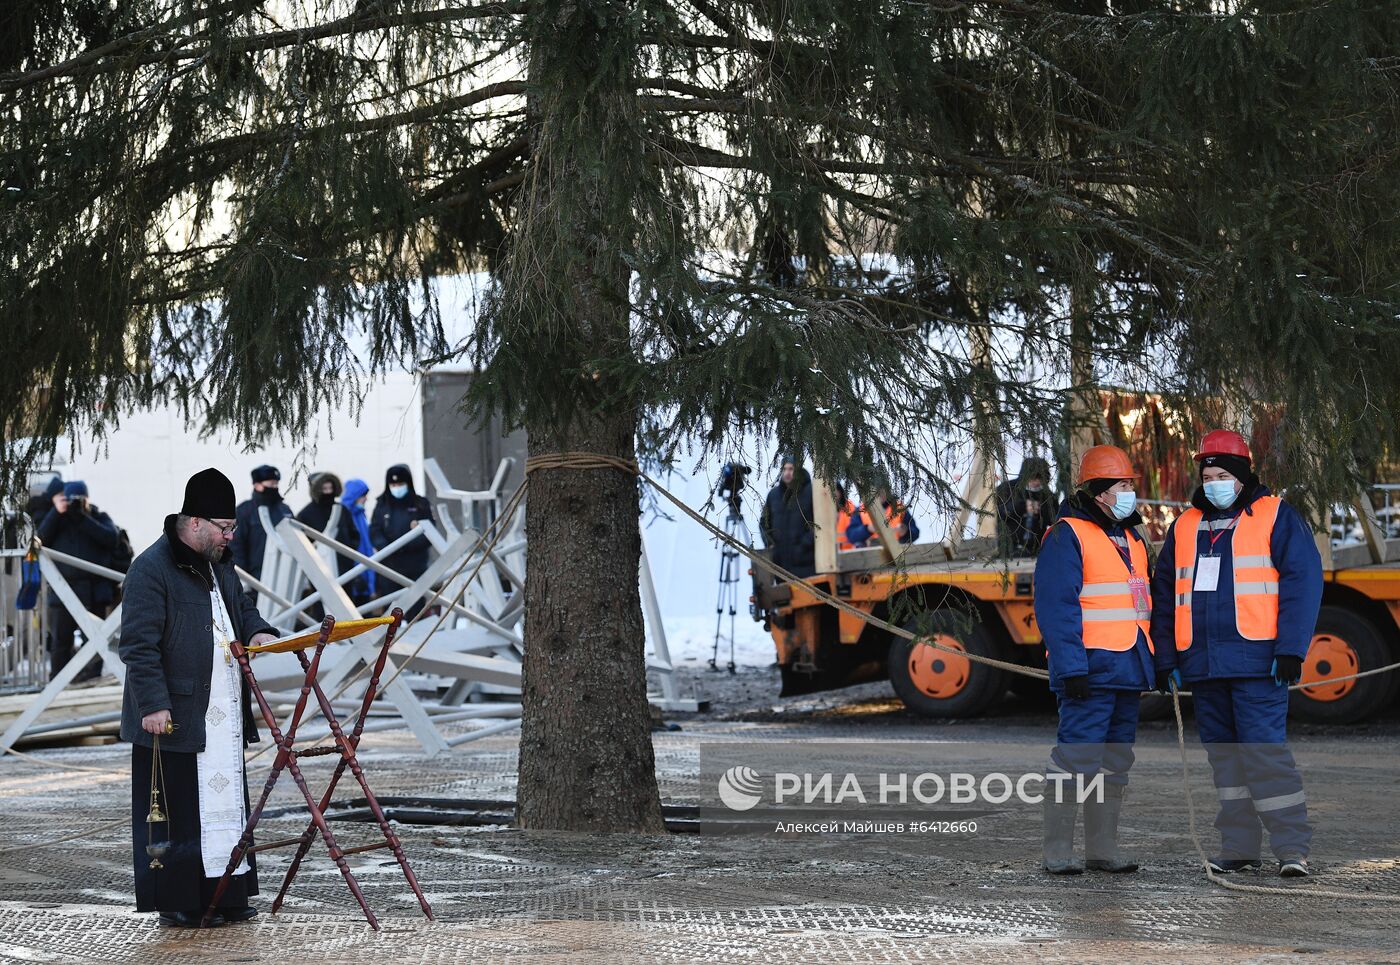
[181,468,237,519]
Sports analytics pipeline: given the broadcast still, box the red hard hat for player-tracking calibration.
[1077,445,1138,485]
[1194,429,1251,462]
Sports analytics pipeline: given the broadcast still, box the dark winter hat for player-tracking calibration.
[386,464,413,486]
[62,480,88,499]
[182,468,237,519]
[251,464,281,484]
[42,475,65,499]
[1084,477,1122,497]
[1200,453,1251,483]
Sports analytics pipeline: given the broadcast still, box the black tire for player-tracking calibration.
[1289,605,1399,724]
[888,611,1008,718]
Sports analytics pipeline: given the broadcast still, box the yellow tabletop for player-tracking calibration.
[245,616,396,654]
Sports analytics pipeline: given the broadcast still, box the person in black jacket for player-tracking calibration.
[295,472,357,619]
[295,472,357,551]
[995,456,1057,557]
[759,457,817,578]
[370,465,436,615]
[36,480,121,681]
[230,465,292,583]
[27,474,65,527]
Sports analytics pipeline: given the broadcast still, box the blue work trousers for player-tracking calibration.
[1192,677,1311,860]
[1048,690,1140,792]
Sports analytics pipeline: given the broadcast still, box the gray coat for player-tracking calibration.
[118,516,276,753]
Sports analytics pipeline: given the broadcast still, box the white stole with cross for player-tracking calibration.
[197,582,249,878]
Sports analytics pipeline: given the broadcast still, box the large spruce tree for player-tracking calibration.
[4,1,1400,830]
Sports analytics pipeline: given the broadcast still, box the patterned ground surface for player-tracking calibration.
[2,668,1399,963]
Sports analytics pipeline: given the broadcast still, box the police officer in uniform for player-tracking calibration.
[1150,430,1321,877]
[1034,445,1154,874]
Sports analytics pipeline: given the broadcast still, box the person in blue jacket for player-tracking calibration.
[1034,445,1154,874]
[1150,430,1321,878]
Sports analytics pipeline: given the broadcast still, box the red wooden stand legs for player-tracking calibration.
[202,609,434,930]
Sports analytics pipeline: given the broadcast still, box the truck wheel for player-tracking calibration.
[888,612,1008,718]
[1289,605,1399,724]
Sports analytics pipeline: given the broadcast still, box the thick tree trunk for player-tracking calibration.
[510,0,664,833]
[516,416,665,833]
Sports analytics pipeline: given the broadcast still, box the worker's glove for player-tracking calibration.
[1061,675,1091,700]
[1155,668,1182,695]
[1271,655,1303,687]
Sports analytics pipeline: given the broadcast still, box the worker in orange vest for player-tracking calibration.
[835,499,856,552]
[1033,445,1154,874]
[1149,430,1321,878]
[845,498,920,547]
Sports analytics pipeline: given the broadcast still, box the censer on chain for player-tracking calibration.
[146,720,175,870]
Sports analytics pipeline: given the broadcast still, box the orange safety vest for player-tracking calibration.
[856,504,909,543]
[1060,518,1153,652]
[836,501,855,551]
[1172,496,1281,649]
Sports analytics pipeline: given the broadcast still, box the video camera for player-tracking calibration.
[716,462,749,516]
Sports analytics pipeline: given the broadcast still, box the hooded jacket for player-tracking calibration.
[1149,483,1322,681]
[1033,491,1155,693]
[759,467,816,578]
[296,473,358,575]
[995,456,1057,556]
[341,478,376,599]
[370,465,436,582]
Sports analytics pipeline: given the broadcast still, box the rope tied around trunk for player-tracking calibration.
[525,452,641,476]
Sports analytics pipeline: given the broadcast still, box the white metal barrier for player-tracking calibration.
[1,459,702,756]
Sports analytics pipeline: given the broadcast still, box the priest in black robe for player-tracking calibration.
[119,468,279,927]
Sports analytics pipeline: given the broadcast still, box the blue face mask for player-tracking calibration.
[1109,490,1137,520]
[1203,480,1238,510]
[389,484,409,499]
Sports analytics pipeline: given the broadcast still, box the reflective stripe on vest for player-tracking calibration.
[1061,518,1153,653]
[1172,496,1283,649]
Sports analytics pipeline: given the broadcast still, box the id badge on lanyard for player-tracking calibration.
[1194,513,1237,593]
[1193,556,1221,592]
[1128,576,1150,618]
[1116,536,1149,618]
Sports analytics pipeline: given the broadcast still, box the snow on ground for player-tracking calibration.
[654,613,777,669]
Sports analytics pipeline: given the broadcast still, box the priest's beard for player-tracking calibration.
[197,534,231,564]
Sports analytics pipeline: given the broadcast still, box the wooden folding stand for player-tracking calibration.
[203,608,435,929]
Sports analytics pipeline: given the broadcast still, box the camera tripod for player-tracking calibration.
[710,508,751,674]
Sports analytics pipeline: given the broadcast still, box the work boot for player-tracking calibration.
[1042,795,1083,874]
[1084,783,1138,873]
[1207,857,1262,874]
